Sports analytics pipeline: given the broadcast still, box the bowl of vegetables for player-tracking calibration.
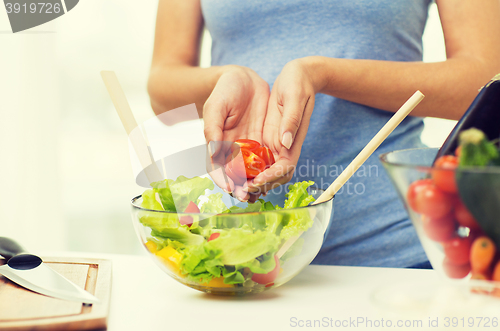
[380,129,500,296]
[130,177,333,295]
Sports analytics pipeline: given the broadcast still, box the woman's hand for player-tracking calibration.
[248,58,324,193]
[204,65,270,201]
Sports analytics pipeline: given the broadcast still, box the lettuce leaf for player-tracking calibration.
[284,181,316,208]
[199,193,226,213]
[150,176,214,212]
[208,228,280,265]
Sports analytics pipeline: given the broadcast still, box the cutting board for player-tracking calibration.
[0,257,112,331]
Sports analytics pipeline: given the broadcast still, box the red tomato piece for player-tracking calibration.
[421,214,456,242]
[442,257,471,279]
[251,255,280,285]
[179,201,199,227]
[208,233,220,241]
[410,181,454,218]
[454,199,480,230]
[233,139,260,152]
[443,236,472,265]
[184,201,200,213]
[254,146,275,168]
[432,155,459,193]
[242,149,266,179]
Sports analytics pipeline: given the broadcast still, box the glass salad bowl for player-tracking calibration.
[380,148,500,296]
[130,180,334,296]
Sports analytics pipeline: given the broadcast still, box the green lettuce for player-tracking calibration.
[149,175,214,212]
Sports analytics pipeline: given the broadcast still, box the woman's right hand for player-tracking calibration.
[204,65,270,201]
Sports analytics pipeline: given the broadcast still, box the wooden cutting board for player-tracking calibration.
[0,257,112,331]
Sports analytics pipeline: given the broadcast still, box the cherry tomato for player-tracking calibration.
[179,201,199,227]
[470,236,496,274]
[442,257,471,279]
[251,255,280,285]
[421,214,456,242]
[407,179,434,212]
[432,155,459,193]
[454,199,480,230]
[233,139,260,152]
[254,146,275,168]
[208,233,220,241]
[408,180,454,218]
[242,149,266,179]
[443,236,472,265]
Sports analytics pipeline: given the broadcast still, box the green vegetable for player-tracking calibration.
[459,128,500,167]
[140,177,318,286]
[208,228,280,265]
[148,175,214,212]
[199,193,226,213]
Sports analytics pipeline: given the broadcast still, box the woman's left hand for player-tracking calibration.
[247,58,324,194]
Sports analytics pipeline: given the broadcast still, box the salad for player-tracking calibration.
[137,176,317,289]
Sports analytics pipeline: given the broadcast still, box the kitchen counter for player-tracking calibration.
[41,252,500,330]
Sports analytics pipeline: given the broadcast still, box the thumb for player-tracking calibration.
[279,94,309,150]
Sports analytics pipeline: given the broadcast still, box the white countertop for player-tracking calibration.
[56,252,500,331]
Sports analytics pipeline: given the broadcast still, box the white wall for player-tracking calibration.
[0,2,454,254]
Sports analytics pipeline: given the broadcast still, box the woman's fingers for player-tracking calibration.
[278,90,309,150]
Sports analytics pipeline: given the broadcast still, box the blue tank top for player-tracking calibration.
[201,0,432,267]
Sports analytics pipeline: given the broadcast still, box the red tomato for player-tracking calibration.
[233,139,260,152]
[421,214,456,242]
[242,149,266,179]
[254,146,275,168]
[432,155,459,193]
[208,233,220,241]
[454,199,480,230]
[443,236,472,265]
[179,201,199,227]
[251,255,280,285]
[408,180,454,218]
[442,257,471,279]
[407,179,434,212]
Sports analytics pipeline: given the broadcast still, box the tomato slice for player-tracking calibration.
[254,146,275,168]
[233,139,260,152]
[242,149,266,179]
[208,233,220,241]
[179,201,199,227]
[251,255,280,285]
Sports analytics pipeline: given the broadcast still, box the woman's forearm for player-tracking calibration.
[147,64,227,117]
[304,56,500,120]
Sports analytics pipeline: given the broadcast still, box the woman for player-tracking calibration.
[147,0,500,267]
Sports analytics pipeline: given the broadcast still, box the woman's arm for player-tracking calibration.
[148,0,226,116]
[305,0,500,120]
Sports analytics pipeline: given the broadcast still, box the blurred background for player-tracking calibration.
[0,1,456,255]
